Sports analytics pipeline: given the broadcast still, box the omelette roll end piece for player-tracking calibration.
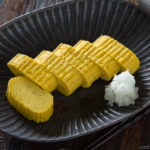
[93,35,140,74]
[120,54,140,74]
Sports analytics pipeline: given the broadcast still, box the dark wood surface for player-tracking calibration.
[0,0,150,150]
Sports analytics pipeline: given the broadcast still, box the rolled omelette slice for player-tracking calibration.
[53,43,101,88]
[7,54,57,92]
[6,76,53,123]
[73,40,120,81]
[34,51,82,96]
[93,35,140,74]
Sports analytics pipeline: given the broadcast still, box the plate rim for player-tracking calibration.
[1,102,150,143]
[0,0,142,30]
[0,0,150,142]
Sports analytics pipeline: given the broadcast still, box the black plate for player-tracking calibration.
[0,0,150,142]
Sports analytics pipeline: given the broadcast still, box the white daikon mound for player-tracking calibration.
[104,71,139,106]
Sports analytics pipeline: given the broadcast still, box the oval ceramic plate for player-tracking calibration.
[0,0,150,142]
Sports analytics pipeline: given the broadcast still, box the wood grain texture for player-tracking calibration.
[0,0,150,150]
[0,0,71,26]
[96,113,150,150]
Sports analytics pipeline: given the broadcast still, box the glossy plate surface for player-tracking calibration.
[0,0,150,142]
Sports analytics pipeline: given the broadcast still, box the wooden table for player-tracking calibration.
[0,0,150,150]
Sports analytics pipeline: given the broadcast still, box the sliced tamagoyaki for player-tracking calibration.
[93,35,140,74]
[7,54,57,92]
[73,40,120,81]
[6,76,53,123]
[53,43,101,88]
[34,51,82,96]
